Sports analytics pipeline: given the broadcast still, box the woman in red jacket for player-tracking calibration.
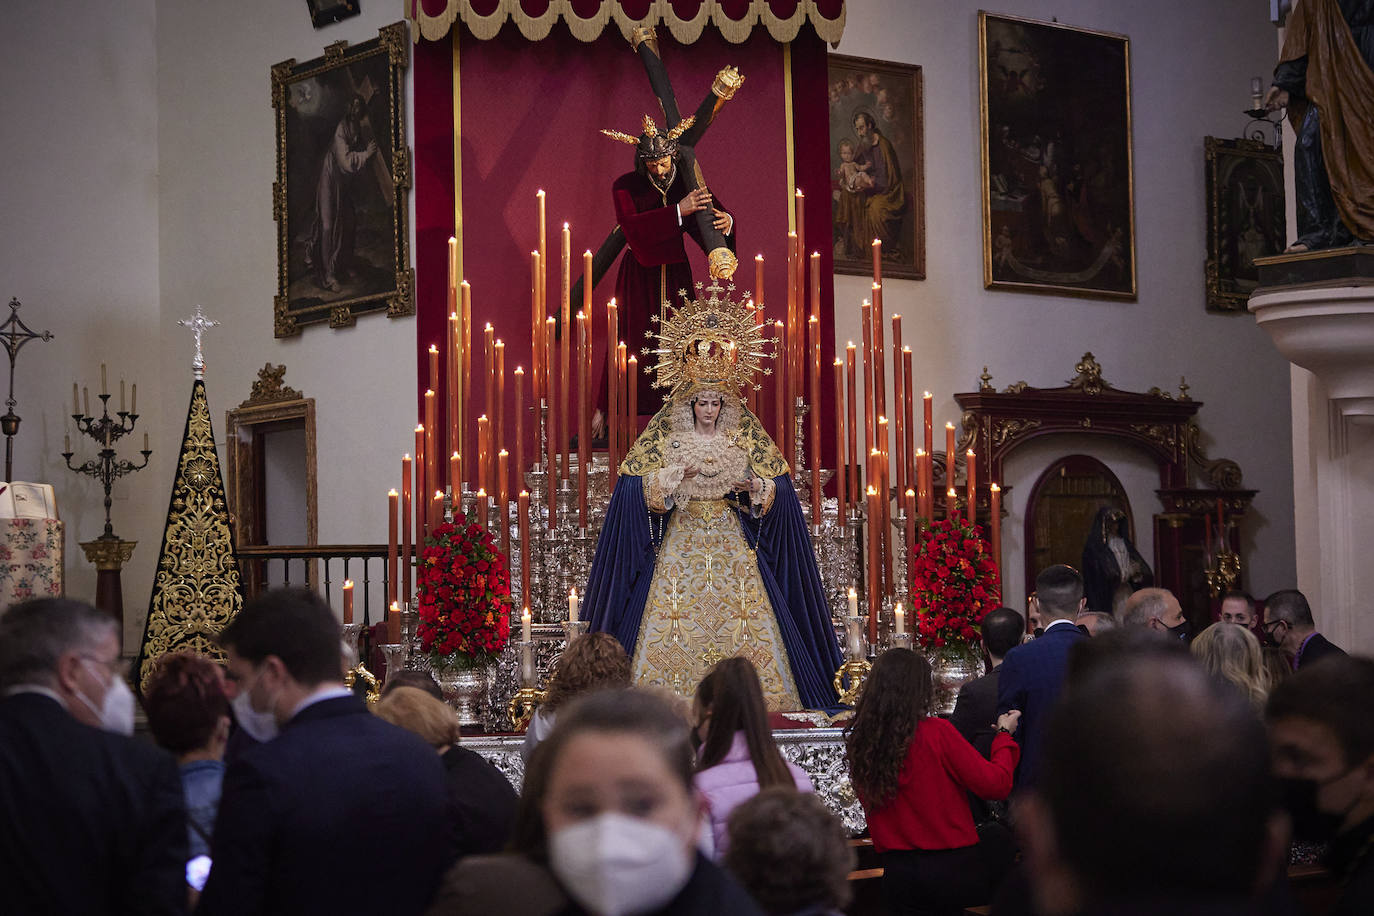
[845,648,1021,916]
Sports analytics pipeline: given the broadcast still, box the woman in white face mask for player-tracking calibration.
[426,688,765,916]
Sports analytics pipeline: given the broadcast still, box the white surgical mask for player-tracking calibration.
[548,812,694,916]
[229,670,280,743]
[76,659,136,736]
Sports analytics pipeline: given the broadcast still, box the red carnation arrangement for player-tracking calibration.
[910,515,1002,652]
[415,517,512,670]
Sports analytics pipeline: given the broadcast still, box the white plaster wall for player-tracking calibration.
[154,0,417,615]
[0,0,163,649]
[832,0,1297,604]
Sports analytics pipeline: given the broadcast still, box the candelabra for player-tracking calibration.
[505,640,546,730]
[834,615,871,706]
[341,623,381,705]
[1205,549,1242,598]
[0,298,53,482]
[63,378,151,540]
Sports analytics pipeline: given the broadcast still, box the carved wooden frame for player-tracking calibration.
[226,366,319,592]
[953,353,1256,619]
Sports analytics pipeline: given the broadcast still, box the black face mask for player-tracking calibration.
[1280,774,1352,843]
[1165,619,1191,642]
[1262,622,1287,649]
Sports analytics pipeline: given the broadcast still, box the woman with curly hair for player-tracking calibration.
[142,652,232,865]
[845,649,1020,916]
[694,657,812,857]
[1191,622,1270,711]
[521,631,631,763]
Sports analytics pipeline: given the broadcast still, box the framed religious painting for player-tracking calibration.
[271,21,413,338]
[827,55,925,280]
[978,12,1136,299]
[1204,137,1285,312]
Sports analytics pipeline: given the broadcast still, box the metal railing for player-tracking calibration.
[236,544,394,626]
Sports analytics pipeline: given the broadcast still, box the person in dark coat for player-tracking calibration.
[375,685,519,858]
[951,606,1026,757]
[0,598,187,915]
[197,588,452,916]
[1263,588,1347,671]
[996,566,1088,789]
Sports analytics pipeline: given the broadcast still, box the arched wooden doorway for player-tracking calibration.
[1023,455,1133,600]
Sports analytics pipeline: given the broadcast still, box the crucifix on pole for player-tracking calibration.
[0,297,54,482]
[178,304,221,379]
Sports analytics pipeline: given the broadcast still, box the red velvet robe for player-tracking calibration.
[610,169,734,418]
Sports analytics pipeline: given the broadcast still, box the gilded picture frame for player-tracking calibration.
[827,55,925,280]
[1204,137,1285,313]
[271,21,413,338]
[978,12,1136,300]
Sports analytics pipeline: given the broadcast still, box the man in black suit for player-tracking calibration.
[197,588,453,916]
[0,598,188,914]
[952,606,1025,757]
[1264,588,1346,671]
[996,565,1088,789]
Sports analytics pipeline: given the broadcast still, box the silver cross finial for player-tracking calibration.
[178,305,220,379]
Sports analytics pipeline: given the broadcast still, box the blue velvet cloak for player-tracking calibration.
[584,474,842,710]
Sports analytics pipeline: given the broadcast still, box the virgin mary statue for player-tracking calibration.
[584,283,842,710]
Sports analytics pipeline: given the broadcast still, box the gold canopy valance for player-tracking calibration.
[405,0,846,45]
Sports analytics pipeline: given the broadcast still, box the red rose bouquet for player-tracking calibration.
[415,516,512,670]
[910,515,1002,651]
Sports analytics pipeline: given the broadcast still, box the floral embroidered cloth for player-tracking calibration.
[0,518,63,610]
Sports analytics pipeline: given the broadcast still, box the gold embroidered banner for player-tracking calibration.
[134,380,243,693]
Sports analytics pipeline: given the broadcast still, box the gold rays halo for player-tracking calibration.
[644,280,776,396]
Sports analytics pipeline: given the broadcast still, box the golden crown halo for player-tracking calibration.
[644,281,775,396]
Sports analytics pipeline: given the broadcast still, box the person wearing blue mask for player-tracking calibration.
[0,597,187,914]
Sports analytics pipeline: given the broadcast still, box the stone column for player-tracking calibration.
[1250,276,1374,653]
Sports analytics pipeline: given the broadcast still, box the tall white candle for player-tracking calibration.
[569,588,580,623]
[847,587,859,616]
[894,603,906,635]
[521,607,532,643]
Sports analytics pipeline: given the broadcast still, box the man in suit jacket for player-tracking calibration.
[952,606,1025,757]
[197,588,453,916]
[0,598,188,915]
[996,565,1088,789]
[1264,588,1347,671]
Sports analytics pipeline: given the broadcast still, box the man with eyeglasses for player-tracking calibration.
[0,597,187,914]
[1263,588,1346,671]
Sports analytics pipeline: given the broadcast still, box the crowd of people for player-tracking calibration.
[0,572,1370,916]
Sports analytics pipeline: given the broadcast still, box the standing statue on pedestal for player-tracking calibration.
[584,284,842,711]
[1081,507,1153,616]
[1265,0,1374,250]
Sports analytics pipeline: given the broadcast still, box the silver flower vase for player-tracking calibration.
[927,645,983,716]
[432,660,490,727]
